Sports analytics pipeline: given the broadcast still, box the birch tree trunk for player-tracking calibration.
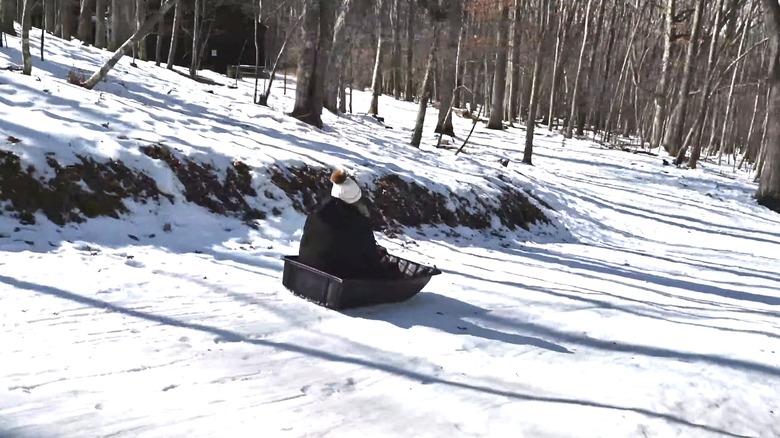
[487,3,510,130]
[756,0,780,209]
[85,0,179,89]
[166,0,181,69]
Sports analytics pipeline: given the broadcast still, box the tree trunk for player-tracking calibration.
[718,0,753,165]
[110,0,134,51]
[260,10,305,105]
[95,0,106,48]
[403,0,414,102]
[78,0,95,44]
[136,0,148,60]
[434,1,462,136]
[324,0,356,113]
[154,18,163,66]
[189,0,200,77]
[166,1,180,69]
[391,0,402,99]
[453,8,468,110]
[487,3,510,130]
[290,0,334,129]
[757,0,780,210]
[21,0,32,74]
[44,0,55,33]
[577,0,605,136]
[565,0,593,139]
[367,0,384,115]
[523,0,549,165]
[547,3,570,131]
[1,0,17,36]
[59,0,74,39]
[411,23,439,147]
[650,0,675,150]
[508,0,522,123]
[85,0,179,89]
[686,0,725,168]
[663,0,704,155]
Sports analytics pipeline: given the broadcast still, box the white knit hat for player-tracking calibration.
[330,169,362,204]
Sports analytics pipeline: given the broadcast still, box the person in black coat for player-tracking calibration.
[298,169,399,280]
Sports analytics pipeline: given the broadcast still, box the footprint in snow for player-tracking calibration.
[300,378,356,397]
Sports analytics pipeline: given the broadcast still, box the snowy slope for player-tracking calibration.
[2,28,780,438]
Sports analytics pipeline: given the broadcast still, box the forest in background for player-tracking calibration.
[3,0,780,211]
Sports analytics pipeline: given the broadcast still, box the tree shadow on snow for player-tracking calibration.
[345,292,573,354]
[0,274,761,438]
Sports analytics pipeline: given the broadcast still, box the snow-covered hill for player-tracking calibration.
[2,27,780,438]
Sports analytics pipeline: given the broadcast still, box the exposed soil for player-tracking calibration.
[1,146,554,235]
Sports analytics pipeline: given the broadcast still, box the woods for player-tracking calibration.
[6,0,780,210]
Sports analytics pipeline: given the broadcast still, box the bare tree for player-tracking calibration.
[486,2,510,130]
[367,0,385,115]
[411,23,439,147]
[20,0,32,74]
[1,0,17,36]
[523,0,549,165]
[190,0,201,77]
[110,0,135,51]
[434,1,462,136]
[85,0,179,89]
[650,0,675,150]
[289,0,336,128]
[167,0,182,69]
[78,0,96,44]
[565,0,593,139]
[95,0,107,48]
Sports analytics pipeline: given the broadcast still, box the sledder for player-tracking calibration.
[282,169,441,310]
[297,169,401,280]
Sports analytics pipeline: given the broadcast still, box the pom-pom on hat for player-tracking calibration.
[330,169,362,204]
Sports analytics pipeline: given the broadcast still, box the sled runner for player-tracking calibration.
[282,253,441,310]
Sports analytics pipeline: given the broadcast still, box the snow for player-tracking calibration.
[2,27,780,438]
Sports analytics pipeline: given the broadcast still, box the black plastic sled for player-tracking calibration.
[282,253,442,310]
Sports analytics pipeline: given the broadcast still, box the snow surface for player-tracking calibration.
[2,27,780,438]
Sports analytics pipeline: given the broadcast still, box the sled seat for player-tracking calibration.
[281,254,441,310]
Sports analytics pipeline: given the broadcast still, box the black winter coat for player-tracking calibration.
[298,196,387,279]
